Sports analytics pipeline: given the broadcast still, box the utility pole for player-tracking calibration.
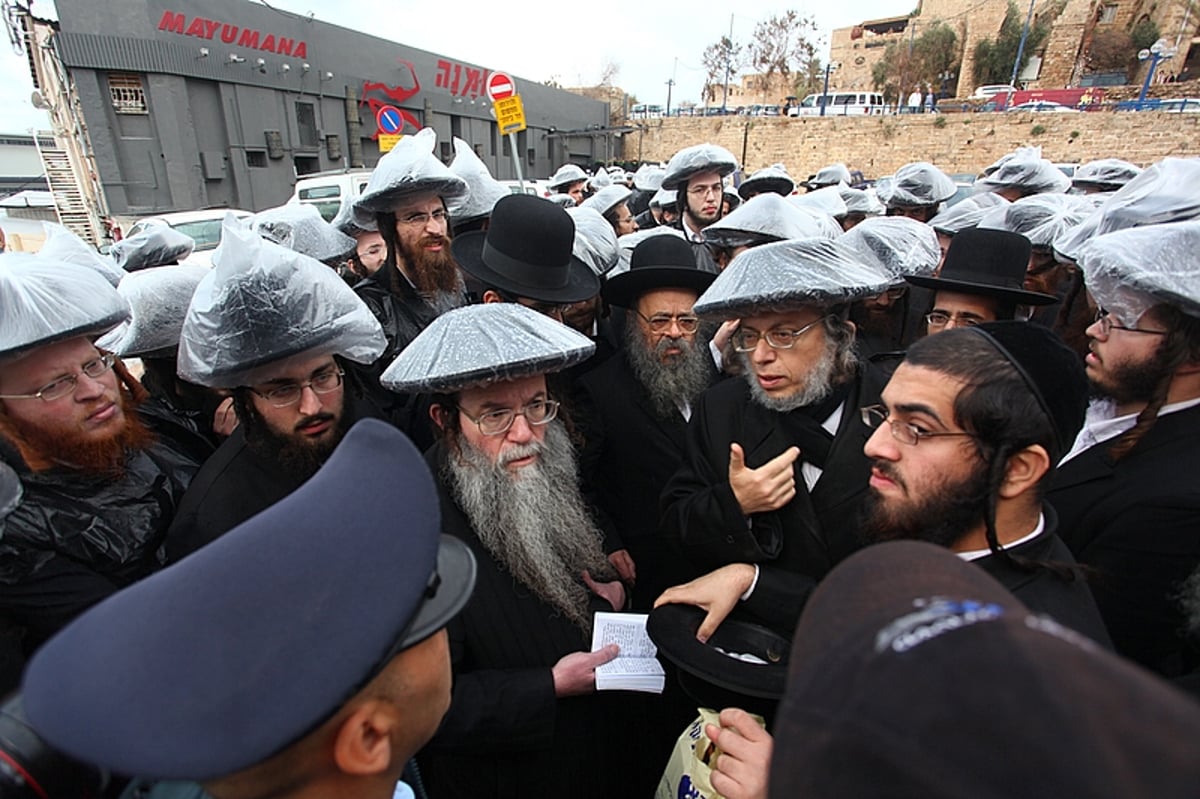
[666,78,675,116]
[1005,0,1037,110]
[722,14,734,115]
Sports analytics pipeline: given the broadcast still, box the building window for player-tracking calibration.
[1099,4,1118,23]
[295,101,318,148]
[246,150,267,168]
[108,73,147,114]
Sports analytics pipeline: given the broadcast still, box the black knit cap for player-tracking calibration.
[966,321,1088,459]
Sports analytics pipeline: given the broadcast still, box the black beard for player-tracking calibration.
[1088,343,1171,407]
[622,323,712,419]
[858,457,992,549]
[240,400,352,484]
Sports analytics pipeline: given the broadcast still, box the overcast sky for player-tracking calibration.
[0,0,909,134]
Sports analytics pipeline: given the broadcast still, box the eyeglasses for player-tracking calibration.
[1093,308,1167,337]
[636,311,700,334]
[398,209,448,227]
[732,318,824,352]
[881,286,908,301]
[687,183,724,198]
[251,368,344,408]
[926,310,985,329]
[0,353,116,402]
[458,398,559,436]
[860,405,978,446]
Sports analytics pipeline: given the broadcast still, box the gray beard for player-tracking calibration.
[741,336,839,413]
[443,420,611,631]
[623,324,712,420]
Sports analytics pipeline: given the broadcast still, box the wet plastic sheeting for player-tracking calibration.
[929,193,1009,235]
[109,224,195,272]
[251,204,356,262]
[97,266,209,358]
[1076,221,1200,325]
[352,128,468,226]
[567,207,620,275]
[37,222,126,287]
[839,217,940,281]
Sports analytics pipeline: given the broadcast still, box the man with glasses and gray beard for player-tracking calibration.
[661,238,893,587]
[382,302,660,799]
[575,236,718,609]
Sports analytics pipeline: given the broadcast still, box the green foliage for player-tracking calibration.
[1130,18,1161,51]
[794,55,825,97]
[972,1,1054,85]
[1031,123,1046,135]
[933,114,947,128]
[872,21,961,103]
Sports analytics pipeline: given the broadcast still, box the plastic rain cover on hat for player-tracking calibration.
[1073,158,1142,190]
[567,206,620,275]
[36,222,126,287]
[548,163,588,190]
[109,223,196,272]
[546,193,578,209]
[1053,158,1200,262]
[177,214,385,388]
[580,184,632,217]
[331,198,377,237]
[738,163,795,198]
[661,143,738,190]
[976,148,1071,196]
[978,193,1094,249]
[791,185,848,219]
[447,137,509,223]
[252,204,356,262]
[652,187,677,208]
[588,169,613,191]
[875,162,957,207]
[96,265,210,358]
[929,192,1009,235]
[808,163,852,188]
[705,194,838,246]
[633,164,666,192]
[693,238,893,319]
[380,302,595,393]
[839,186,884,217]
[840,216,940,283]
[352,128,468,226]
[611,228,687,277]
[1076,221,1200,326]
[0,253,130,360]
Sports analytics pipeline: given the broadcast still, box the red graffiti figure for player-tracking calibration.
[361,59,423,137]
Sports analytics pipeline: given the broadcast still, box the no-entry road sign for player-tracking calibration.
[486,72,516,102]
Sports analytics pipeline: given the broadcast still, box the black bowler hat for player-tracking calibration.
[23,419,476,781]
[602,235,715,308]
[452,194,601,304]
[905,228,1055,306]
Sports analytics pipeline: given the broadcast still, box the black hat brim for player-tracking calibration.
[648,604,790,700]
[451,231,601,304]
[400,535,477,649]
[602,267,715,308]
[739,178,794,199]
[904,275,1058,306]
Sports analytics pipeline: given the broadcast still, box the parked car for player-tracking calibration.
[289,169,372,222]
[1159,97,1200,112]
[970,84,1018,100]
[792,92,888,117]
[1006,101,1077,113]
[126,208,253,267]
[499,179,552,198]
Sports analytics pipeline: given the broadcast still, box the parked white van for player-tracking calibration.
[290,168,373,222]
[791,92,888,117]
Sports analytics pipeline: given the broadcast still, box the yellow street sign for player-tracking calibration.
[493,95,527,135]
[378,134,402,152]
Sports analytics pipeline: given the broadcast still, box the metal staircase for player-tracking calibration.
[34,139,100,244]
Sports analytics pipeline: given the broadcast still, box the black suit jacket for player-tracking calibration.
[1047,404,1200,675]
[661,365,887,579]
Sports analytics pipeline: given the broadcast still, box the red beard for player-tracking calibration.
[400,234,462,296]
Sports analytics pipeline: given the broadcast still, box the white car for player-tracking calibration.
[970,84,1018,100]
[499,179,552,198]
[1006,101,1077,113]
[126,209,253,267]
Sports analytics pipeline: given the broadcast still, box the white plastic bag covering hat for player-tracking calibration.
[651,188,677,208]
[331,198,377,236]
[839,217,940,283]
[984,146,1040,176]
[109,223,196,272]
[177,214,385,388]
[976,148,1070,195]
[352,128,468,226]
[929,193,1009,235]
[380,302,595,393]
[580,184,632,217]
[1076,221,1200,325]
[1072,158,1142,190]
[567,206,620,275]
[791,185,848,219]
[1053,158,1200,262]
[693,238,893,319]
[546,193,577,209]
[36,222,126,287]
[807,163,852,188]
[447,137,509,224]
[839,187,884,217]
[96,265,209,358]
[548,163,588,190]
[611,228,687,277]
[875,162,957,208]
[633,164,666,192]
[0,253,130,360]
[588,169,612,191]
[661,143,738,190]
[252,204,356,262]
[978,193,1094,249]
[738,163,795,198]
[705,194,838,246]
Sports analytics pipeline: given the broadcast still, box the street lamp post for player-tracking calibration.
[1138,38,1178,103]
[820,61,840,117]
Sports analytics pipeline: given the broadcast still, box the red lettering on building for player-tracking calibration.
[237,28,260,49]
[157,10,308,58]
[184,16,206,37]
[158,10,185,34]
[434,58,490,99]
[277,37,293,56]
[294,42,307,58]
[260,34,276,53]
[220,24,238,44]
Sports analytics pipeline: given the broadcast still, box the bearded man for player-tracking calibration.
[662,143,738,273]
[574,235,717,608]
[382,303,663,799]
[0,256,198,654]
[165,216,387,561]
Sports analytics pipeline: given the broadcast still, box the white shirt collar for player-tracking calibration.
[1060,396,1200,464]
[956,513,1045,562]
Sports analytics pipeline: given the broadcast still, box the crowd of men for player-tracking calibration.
[1,130,1199,798]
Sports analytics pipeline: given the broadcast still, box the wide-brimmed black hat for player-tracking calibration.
[905,228,1055,306]
[602,235,715,308]
[452,194,600,304]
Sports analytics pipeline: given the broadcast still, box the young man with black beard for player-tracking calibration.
[575,235,718,609]
[165,217,387,562]
[661,143,739,273]
[382,303,666,799]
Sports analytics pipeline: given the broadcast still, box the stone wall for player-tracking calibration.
[628,112,1198,177]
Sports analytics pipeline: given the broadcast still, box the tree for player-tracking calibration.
[794,54,825,98]
[598,59,620,88]
[1130,17,1161,51]
[702,35,743,104]
[1085,28,1134,73]
[972,1,1055,86]
[749,10,820,94]
[872,21,960,103]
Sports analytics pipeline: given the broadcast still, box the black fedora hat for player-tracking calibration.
[905,228,1056,306]
[452,194,600,304]
[602,235,715,308]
